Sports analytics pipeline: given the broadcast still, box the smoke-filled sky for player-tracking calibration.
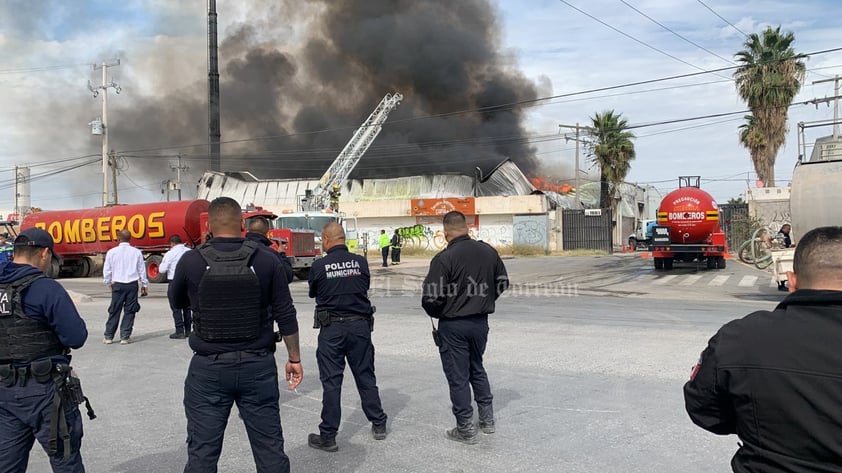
[1,0,842,209]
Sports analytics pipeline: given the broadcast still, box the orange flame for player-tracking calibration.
[529,176,573,194]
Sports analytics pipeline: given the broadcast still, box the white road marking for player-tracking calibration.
[652,275,678,285]
[678,275,703,286]
[738,275,758,287]
[708,275,730,287]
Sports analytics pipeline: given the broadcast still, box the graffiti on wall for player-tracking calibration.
[360,217,513,250]
[513,214,548,248]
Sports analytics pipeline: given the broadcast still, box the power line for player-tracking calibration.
[696,0,748,37]
[558,0,725,75]
[0,63,92,75]
[618,0,735,66]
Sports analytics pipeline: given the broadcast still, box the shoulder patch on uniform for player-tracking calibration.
[689,354,702,381]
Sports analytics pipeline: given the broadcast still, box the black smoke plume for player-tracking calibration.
[111,0,541,181]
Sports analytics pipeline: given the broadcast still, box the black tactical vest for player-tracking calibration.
[0,274,67,363]
[193,241,265,342]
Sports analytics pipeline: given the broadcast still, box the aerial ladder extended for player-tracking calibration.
[301,92,403,211]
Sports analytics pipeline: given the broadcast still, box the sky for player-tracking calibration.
[1,0,841,211]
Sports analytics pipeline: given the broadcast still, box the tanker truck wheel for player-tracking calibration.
[146,255,167,284]
[716,256,727,269]
[48,258,61,279]
[663,257,674,270]
[70,257,92,278]
[654,257,664,270]
[294,269,310,281]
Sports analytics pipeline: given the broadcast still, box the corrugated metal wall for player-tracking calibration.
[561,209,613,253]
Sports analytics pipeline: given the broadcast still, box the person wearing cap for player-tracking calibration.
[102,229,148,345]
[0,228,89,470]
[684,226,842,472]
[159,235,192,339]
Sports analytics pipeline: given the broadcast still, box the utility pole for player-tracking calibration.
[109,150,118,205]
[559,123,591,209]
[813,75,840,139]
[170,154,189,200]
[88,59,121,206]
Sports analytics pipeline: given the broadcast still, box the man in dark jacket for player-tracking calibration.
[307,222,387,452]
[422,211,508,445]
[246,217,294,283]
[170,197,302,473]
[685,226,842,473]
[0,228,89,471]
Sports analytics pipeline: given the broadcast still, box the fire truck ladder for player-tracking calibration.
[301,92,403,211]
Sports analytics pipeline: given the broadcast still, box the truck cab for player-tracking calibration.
[273,211,360,254]
[628,219,656,249]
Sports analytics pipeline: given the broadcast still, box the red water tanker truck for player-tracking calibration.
[18,200,317,281]
[648,176,728,270]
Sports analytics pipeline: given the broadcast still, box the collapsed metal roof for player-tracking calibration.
[197,159,537,208]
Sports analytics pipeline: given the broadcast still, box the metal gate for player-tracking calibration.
[720,203,750,251]
[561,209,613,253]
[513,214,549,249]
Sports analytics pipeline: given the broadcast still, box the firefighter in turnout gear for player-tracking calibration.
[307,222,387,452]
[329,184,341,212]
[0,228,90,472]
[170,197,303,473]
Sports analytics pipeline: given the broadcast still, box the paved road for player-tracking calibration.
[26,255,783,472]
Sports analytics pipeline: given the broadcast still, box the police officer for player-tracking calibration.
[422,211,508,445]
[685,226,842,472]
[0,233,14,263]
[170,197,303,473]
[0,228,89,471]
[307,222,387,452]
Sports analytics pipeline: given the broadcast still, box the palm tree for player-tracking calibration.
[738,114,768,181]
[734,26,807,187]
[587,110,636,211]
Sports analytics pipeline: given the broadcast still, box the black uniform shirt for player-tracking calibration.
[308,244,371,317]
[170,237,298,355]
[684,289,842,473]
[421,235,509,319]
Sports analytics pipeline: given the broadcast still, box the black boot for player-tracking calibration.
[478,404,495,434]
[446,422,478,445]
[308,433,338,452]
[169,331,186,339]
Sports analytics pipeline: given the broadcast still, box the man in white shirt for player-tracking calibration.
[159,235,192,339]
[103,229,149,345]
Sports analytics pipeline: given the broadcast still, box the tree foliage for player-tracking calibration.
[734,26,807,187]
[587,110,636,210]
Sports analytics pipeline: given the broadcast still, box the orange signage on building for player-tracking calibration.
[411,197,475,216]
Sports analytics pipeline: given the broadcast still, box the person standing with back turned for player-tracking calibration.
[170,197,303,473]
[307,222,387,452]
[378,230,390,268]
[685,226,842,472]
[102,229,148,345]
[422,211,509,444]
[159,235,191,339]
